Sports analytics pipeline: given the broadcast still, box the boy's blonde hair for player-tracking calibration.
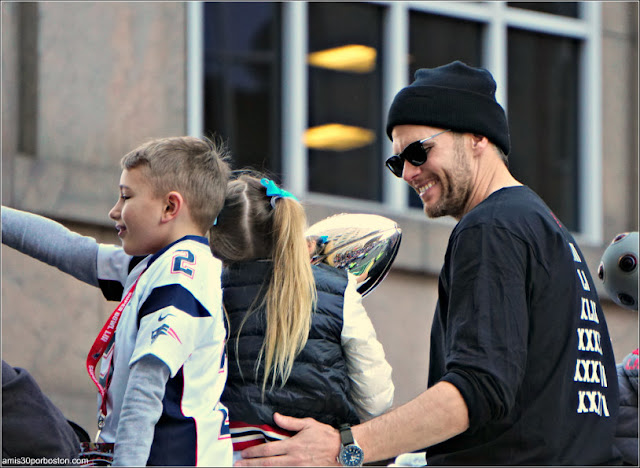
[210,174,317,395]
[121,136,231,233]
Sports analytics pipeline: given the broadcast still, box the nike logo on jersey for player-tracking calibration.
[158,313,175,322]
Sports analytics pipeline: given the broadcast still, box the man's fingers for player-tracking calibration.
[272,412,309,432]
[240,439,287,460]
[235,455,287,467]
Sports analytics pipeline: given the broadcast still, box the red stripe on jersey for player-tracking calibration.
[229,421,294,452]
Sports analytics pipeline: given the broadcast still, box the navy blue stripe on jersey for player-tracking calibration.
[98,255,146,301]
[128,255,147,274]
[147,368,197,466]
[137,284,211,328]
[98,278,125,302]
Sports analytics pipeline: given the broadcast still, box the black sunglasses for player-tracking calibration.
[385,129,451,178]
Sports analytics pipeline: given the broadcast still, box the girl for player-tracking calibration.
[209,173,394,459]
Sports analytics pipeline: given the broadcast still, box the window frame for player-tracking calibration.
[187,1,204,139]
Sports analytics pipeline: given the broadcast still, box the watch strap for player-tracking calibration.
[338,424,355,446]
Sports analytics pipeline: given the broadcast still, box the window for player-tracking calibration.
[306,2,384,201]
[408,13,483,76]
[508,29,580,230]
[507,2,579,18]
[203,2,281,176]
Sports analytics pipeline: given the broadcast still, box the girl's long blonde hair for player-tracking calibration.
[210,173,317,394]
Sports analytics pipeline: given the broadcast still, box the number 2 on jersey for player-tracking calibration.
[171,250,196,278]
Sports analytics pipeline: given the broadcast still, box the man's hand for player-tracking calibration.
[234,412,342,466]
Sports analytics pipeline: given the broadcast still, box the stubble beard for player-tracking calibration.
[423,141,473,219]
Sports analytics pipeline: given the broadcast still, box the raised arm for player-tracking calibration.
[2,206,100,286]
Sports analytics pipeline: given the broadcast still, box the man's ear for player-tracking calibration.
[161,191,184,223]
[470,134,489,155]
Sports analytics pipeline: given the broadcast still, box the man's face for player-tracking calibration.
[108,167,169,256]
[391,124,474,220]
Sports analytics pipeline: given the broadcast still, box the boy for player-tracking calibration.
[2,136,232,466]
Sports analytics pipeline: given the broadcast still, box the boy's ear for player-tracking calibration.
[161,191,184,223]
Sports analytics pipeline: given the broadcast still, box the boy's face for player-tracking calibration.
[109,167,168,256]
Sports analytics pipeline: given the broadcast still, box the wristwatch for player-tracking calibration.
[337,424,364,467]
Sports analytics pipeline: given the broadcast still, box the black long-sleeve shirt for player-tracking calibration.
[427,186,620,465]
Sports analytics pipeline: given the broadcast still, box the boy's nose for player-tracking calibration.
[109,202,121,221]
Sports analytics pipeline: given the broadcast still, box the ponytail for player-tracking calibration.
[210,174,317,394]
[260,197,317,393]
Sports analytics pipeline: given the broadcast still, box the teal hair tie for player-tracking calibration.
[260,178,298,208]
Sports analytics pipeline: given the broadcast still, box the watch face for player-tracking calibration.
[339,445,364,467]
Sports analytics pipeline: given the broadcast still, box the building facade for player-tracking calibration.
[2,1,638,437]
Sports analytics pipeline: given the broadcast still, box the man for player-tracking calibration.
[235,61,620,466]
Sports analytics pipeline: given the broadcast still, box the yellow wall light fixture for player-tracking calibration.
[308,44,377,73]
[304,123,376,151]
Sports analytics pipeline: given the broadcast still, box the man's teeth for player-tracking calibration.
[418,180,437,195]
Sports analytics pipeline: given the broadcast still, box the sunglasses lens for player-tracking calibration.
[385,140,430,177]
[404,142,428,166]
[385,156,404,177]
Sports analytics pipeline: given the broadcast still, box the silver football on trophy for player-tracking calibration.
[306,213,402,297]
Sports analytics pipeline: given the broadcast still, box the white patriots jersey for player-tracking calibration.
[95,235,231,466]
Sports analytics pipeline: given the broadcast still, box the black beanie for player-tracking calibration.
[386,61,511,155]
